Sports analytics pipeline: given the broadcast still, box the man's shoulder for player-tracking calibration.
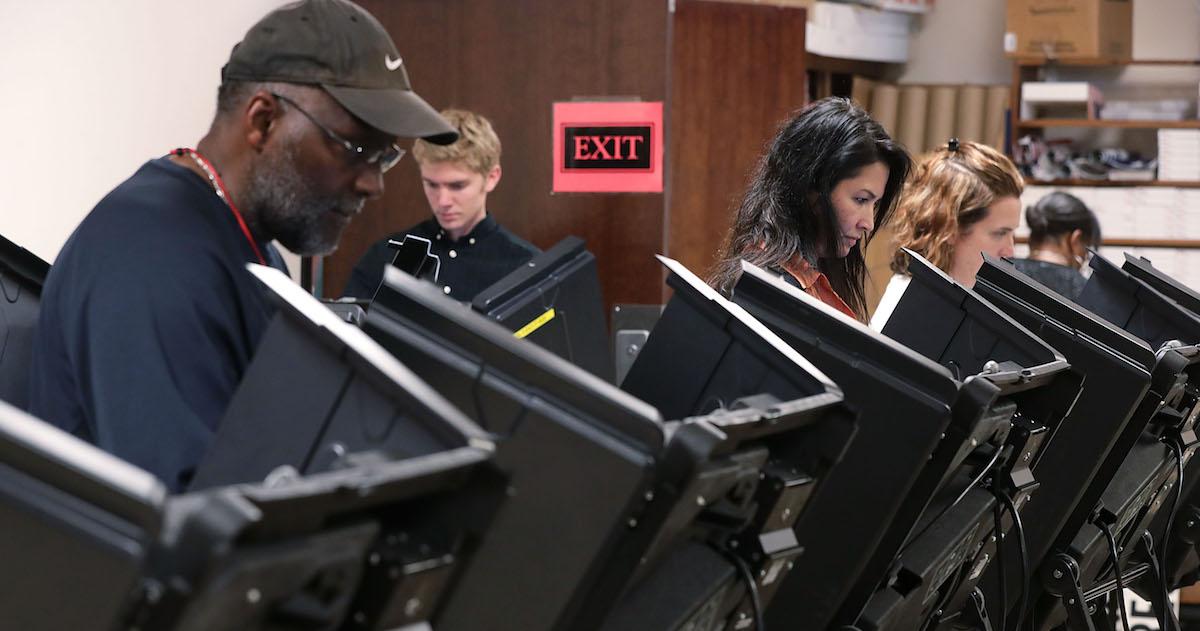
[491,222,540,256]
[81,158,223,241]
[49,159,244,291]
[103,157,207,206]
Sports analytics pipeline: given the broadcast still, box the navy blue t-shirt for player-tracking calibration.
[28,156,287,491]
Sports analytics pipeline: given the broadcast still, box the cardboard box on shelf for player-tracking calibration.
[1005,0,1132,59]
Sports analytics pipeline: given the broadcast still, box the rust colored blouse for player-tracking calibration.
[781,258,859,321]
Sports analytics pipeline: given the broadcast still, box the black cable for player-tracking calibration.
[721,546,765,631]
[901,446,1005,556]
[1099,521,1131,631]
[1155,439,1186,631]
[918,531,986,631]
[993,495,1008,631]
[1161,439,1185,592]
[1142,532,1182,631]
[997,491,1030,631]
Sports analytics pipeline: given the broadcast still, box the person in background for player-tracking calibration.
[871,139,1023,329]
[27,0,456,491]
[1012,191,1101,299]
[708,97,911,322]
[342,109,539,301]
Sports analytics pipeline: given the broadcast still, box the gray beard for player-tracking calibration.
[245,140,363,256]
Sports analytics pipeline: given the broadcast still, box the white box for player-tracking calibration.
[806,21,909,62]
[1134,206,1173,238]
[1160,130,1200,144]
[1021,82,1102,119]
[1180,203,1200,240]
[1022,82,1099,103]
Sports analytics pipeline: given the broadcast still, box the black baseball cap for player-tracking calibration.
[221,0,457,145]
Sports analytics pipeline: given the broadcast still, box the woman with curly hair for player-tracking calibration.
[709,97,911,322]
[870,139,1023,328]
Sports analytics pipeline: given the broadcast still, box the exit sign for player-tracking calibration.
[552,101,663,193]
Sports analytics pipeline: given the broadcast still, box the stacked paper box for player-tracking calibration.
[1101,100,1192,121]
[1159,130,1200,182]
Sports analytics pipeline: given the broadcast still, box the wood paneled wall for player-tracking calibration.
[327,0,671,307]
[327,0,810,308]
[667,0,810,280]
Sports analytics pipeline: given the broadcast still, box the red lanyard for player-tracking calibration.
[173,148,267,266]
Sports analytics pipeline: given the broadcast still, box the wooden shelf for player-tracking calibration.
[1017,119,1200,129]
[1024,178,1200,188]
[1018,236,1200,248]
[1014,57,1200,67]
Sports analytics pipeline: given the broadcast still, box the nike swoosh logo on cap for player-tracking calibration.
[385,54,403,71]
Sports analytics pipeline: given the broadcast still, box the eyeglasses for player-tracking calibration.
[270,92,405,173]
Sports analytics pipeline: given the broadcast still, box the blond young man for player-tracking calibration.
[344,109,539,300]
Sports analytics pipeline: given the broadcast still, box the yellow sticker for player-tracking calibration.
[514,308,556,339]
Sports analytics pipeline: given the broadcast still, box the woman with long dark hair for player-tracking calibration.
[709,97,911,322]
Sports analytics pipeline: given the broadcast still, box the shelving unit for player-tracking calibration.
[1011,57,1200,139]
[1011,57,1200,261]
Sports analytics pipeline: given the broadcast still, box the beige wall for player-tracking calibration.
[893,0,1011,85]
[895,0,1200,85]
[0,0,299,274]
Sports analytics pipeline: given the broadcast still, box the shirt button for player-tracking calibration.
[443,286,452,294]
[436,233,442,240]
[449,250,457,258]
[469,238,476,245]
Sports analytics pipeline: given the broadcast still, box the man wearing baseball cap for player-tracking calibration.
[28,0,451,491]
